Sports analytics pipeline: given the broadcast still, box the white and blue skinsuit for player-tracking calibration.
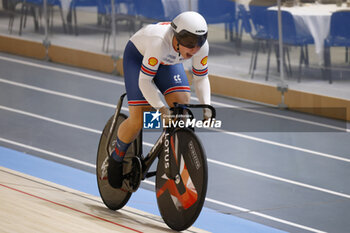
[122,22,211,108]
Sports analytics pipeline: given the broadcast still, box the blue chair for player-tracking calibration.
[237,4,252,40]
[249,4,275,80]
[67,0,99,35]
[8,0,66,35]
[8,0,24,33]
[198,0,237,45]
[324,10,350,84]
[249,5,271,41]
[133,0,171,26]
[268,10,314,82]
[98,0,136,17]
[100,0,137,52]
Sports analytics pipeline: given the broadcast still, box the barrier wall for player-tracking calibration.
[1,34,349,121]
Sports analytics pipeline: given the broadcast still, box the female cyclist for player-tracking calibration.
[108,11,211,188]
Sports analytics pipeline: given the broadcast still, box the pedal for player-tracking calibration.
[122,157,142,192]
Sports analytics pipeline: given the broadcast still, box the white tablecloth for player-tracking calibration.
[161,0,198,19]
[269,3,350,64]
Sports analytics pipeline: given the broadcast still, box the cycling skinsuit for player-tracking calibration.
[123,22,209,107]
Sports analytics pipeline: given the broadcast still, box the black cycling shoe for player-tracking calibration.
[107,156,123,189]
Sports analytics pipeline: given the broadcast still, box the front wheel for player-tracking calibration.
[156,128,208,231]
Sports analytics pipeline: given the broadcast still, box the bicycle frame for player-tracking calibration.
[106,93,216,182]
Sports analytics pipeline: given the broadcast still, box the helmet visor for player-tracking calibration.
[176,30,207,49]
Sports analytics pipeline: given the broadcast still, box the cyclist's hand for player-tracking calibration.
[159,106,172,126]
[203,108,212,121]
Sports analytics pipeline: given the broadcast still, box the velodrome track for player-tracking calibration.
[0,52,349,232]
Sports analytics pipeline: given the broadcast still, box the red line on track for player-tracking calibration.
[0,183,143,233]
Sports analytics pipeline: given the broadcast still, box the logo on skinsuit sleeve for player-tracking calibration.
[200,56,208,66]
[148,57,158,66]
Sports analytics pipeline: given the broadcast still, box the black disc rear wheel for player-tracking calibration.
[156,128,208,231]
[96,113,136,210]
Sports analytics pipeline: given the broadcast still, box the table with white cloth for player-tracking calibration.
[268,3,350,65]
[161,0,198,19]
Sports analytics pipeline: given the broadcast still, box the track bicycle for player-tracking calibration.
[96,93,216,231]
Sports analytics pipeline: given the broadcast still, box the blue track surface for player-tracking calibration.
[0,146,285,233]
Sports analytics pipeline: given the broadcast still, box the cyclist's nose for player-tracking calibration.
[189,46,200,55]
[190,46,201,55]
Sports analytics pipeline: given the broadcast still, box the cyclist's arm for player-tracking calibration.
[138,38,165,109]
[192,41,211,105]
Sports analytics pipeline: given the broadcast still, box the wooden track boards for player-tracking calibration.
[0,166,209,233]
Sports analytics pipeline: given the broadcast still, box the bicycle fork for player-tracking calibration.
[144,127,184,190]
[163,129,187,195]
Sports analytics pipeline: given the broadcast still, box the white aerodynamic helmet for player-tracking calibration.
[171,11,208,48]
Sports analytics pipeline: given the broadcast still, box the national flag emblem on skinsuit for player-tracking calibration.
[200,56,208,66]
[148,57,158,66]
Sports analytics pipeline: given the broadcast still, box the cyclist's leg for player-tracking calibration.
[154,63,191,107]
[108,40,149,188]
[108,105,149,188]
[113,40,148,160]
[117,105,151,144]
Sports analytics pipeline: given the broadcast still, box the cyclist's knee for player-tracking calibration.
[128,105,152,129]
[117,111,143,142]
[126,116,143,131]
[165,92,190,107]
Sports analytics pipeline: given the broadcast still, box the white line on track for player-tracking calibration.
[0,137,95,168]
[211,128,350,163]
[1,105,350,200]
[1,54,348,133]
[0,77,128,113]
[0,55,124,85]
[0,136,326,233]
[142,181,326,233]
[0,105,102,134]
[0,77,349,164]
[0,77,116,109]
[209,100,349,133]
[207,158,350,199]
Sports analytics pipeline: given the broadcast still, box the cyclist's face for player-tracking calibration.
[179,44,201,59]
